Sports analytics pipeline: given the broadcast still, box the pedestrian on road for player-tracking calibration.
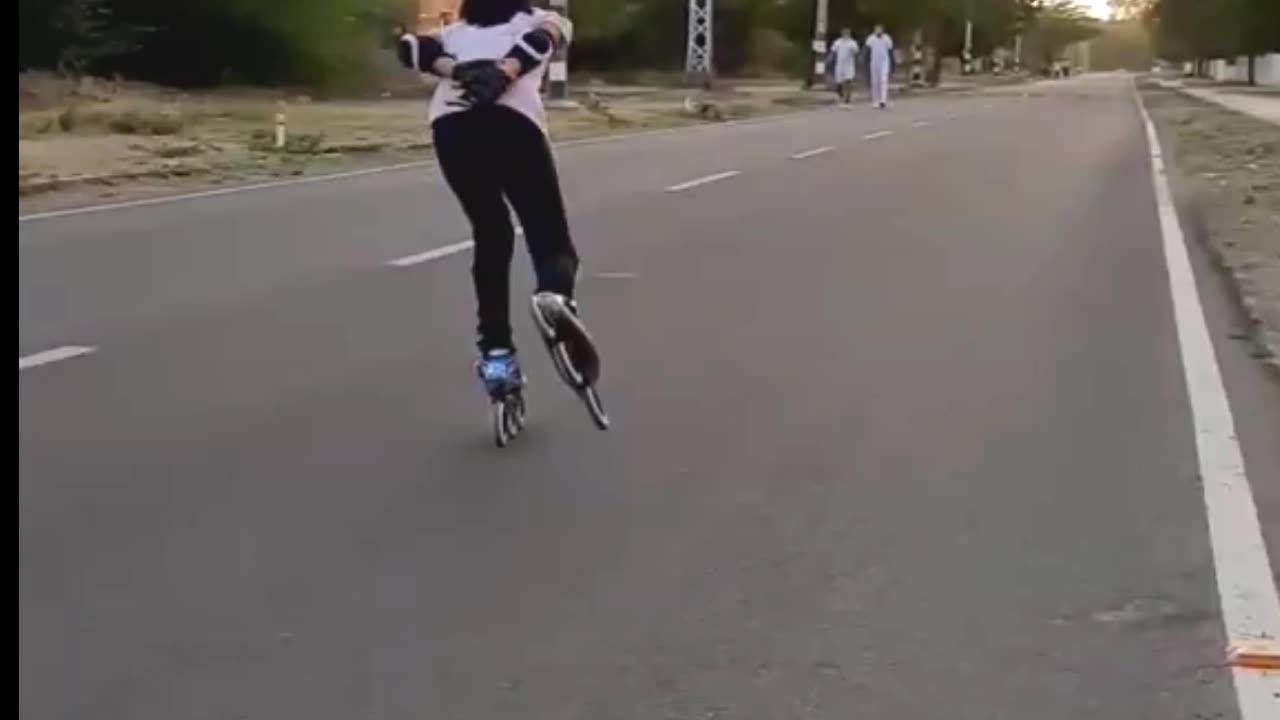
[397,0,599,397]
[865,24,894,109]
[829,28,860,105]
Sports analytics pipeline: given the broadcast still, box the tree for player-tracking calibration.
[1089,19,1152,70]
[1024,1,1101,71]
[1108,0,1152,21]
[47,0,142,78]
[1148,0,1280,83]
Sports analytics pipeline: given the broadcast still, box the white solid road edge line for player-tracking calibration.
[664,170,740,192]
[387,240,475,268]
[862,130,893,140]
[19,345,96,371]
[18,162,435,224]
[1135,85,1280,716]
[789,145,836,160]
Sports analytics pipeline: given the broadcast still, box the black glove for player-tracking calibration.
[450,60,512,108]
[396,32,449,74]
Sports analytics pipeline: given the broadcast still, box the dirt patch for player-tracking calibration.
[18,71,1018,212]
[1140,85,1280,372]
[18,73,844,211]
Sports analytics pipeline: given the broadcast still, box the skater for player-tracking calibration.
[397,0,602,409]
[865,24,894,109]
[829,28,859,105]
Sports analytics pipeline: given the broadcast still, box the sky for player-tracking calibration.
[1083,0,1111,19]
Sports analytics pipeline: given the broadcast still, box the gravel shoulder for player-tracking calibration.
[1140,83,1280,373]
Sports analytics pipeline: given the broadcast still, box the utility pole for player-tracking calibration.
[685,0,713,80]
[1012,0,1028,73]
[961,1,974,75]
[910,30,925,87]
[546,0,569,100]
[811,0,829,88]
[962,20,974,74]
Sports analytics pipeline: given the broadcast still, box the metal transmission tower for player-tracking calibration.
[685,0,713,78]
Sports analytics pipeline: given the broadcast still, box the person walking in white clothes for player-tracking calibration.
[829,28,859,105]
[865,24,894,109]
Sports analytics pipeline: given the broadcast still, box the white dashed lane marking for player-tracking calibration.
[664,171,741,192]
[789,146,835,160]
[19,346,96,371]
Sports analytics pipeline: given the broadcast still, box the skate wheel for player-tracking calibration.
[581,385,610,430]
[503,394,524,438]
[492,400,511,448]
[507,394,526,432]
[550,342,584,388]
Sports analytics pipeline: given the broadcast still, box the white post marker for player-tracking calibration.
[274,101,287,150]
[1135,82,1280,717]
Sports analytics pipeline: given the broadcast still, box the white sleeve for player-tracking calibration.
[532,8,573,46]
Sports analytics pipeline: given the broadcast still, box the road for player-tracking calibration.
[19,75,1280,719]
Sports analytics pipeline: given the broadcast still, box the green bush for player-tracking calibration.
[247,129,326,154]
[57,105,80,131]
[149,142,203,158]
[105,110,183,135]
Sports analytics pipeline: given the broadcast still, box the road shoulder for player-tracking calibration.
[1138,83,1280,374]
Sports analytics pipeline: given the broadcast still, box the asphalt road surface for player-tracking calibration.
[20,74,1280,719]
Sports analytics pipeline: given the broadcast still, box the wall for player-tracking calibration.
[1208,53,1280,87]
[1257,53,1280,87]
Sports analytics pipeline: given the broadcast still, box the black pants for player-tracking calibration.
[433,106,579,353]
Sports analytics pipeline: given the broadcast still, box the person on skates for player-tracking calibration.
[397,0,606,439]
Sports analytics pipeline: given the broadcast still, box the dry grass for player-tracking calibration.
[17,71,843,206]
[1141,85,1280,368]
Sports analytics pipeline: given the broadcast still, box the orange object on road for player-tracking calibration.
[1227,643,1280,670]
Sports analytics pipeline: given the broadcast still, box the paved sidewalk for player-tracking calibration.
[1155,79,1280,125]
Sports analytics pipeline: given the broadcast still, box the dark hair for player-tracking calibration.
[459,0,533,27]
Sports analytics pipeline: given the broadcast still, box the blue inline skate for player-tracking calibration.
[477,349,527,447]
[530,291,609,430]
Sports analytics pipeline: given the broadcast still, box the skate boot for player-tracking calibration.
[530,291,600,388]
[476,348,524,399]
[477,349,527,447]
[530,292,608,430]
